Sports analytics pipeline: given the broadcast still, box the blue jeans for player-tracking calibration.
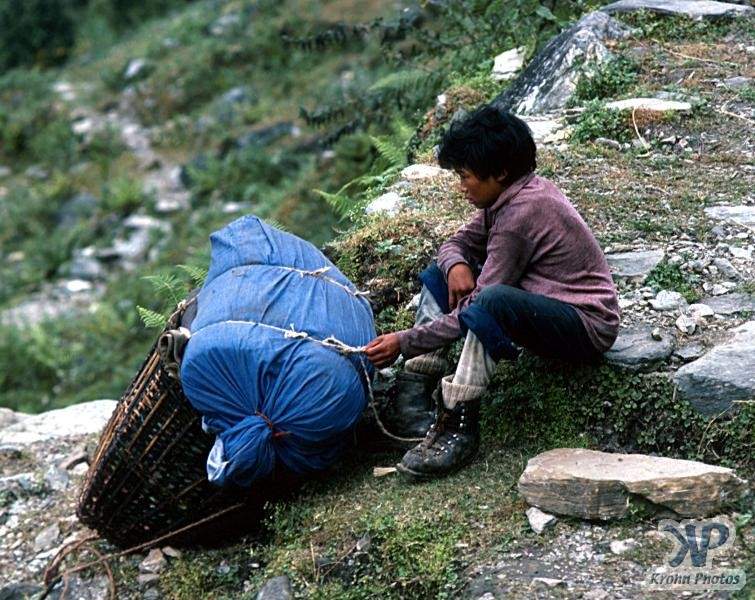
[419,262,600,363]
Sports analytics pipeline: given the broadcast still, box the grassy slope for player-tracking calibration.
[0,5,752,598]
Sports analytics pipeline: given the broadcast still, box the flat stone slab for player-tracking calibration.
[0,400,117,445]
[494,11,630,114]
[518,448,747,520]
[704,205,755,231]
[602,0,753,19]
[674,320,755,415]
[605,98,692,112]
[492,46,526,82]
[605,325,674,371]
[606,249,664,279]
[698,292,755,315]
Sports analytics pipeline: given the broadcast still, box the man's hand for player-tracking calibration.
[447,263,476,310]
[365,333,401,368]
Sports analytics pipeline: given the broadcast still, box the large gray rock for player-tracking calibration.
[698,292,755,315]
[605,325,674,371]
[602,0,753,19]
[518,448,747,520]
[704,205,755,231]
[256,576,293,600]
[606,249,664,279]
[674,320,755,415]
[494,11,630,115]
[0,400,116,445]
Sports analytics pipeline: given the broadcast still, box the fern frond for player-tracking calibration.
[314,189,355,220]
[142,273,184,307]
[137,306,168,330]
[263,218,290,232]
[177,264,208,287]
[369,69,429,95]
[371,135,406,168]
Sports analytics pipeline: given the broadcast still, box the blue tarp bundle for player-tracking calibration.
[180,216,375,487]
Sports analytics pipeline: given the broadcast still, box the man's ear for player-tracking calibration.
[495,170,508,184]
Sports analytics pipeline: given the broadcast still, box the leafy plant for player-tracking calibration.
[0,0,75,70]
[571,100,632,143]
[573,55,639,103]
[645,260,700,303]
[315,119,413,220]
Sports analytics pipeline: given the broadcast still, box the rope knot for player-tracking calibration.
[255,411,290,440]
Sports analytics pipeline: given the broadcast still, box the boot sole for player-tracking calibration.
[395,449,478,483]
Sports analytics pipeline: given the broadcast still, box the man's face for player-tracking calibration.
[456,168,506,209]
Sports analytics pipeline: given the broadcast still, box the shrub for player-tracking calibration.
[571,100,632,143]
[0,69,77,167]
[573,55,639,103]
[645,260,701,303]
[101,177,151,215]
[0,0,76,70]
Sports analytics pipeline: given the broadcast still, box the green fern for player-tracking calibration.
[137,306,168,330]
[176,264,208,287]
[369,69,431,96]
[142,273,184,306]
[314,189,355,220]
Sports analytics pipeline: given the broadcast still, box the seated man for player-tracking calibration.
[365,105,620,481]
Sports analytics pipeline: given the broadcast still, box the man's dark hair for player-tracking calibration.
[437,105,536,183]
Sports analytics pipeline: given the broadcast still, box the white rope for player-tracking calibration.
[267,265,371,299]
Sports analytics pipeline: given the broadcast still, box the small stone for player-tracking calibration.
[356,534,371,552]
[491,46,526,81]
[256,575,293,600]
[162,546,182,559]
[650,290,687,311]
[71,462,89,476]
[606,249,664,279]
[400,164,443,181]
[651,327,663,341]
[137,573,160,587]
[583,590,609,600]
[365,192,403,216]
[674,342,706,362]
[595,137,622,150]
[711,283,729,296]
[532,577,565,588]
[34,523,60,552]
[124,58,149,81]
[44,466,69,492]
[687,304,714,321]
[60,449,89,471]
[610,538,638,555]
[139,548,167,574]
[0,445,22,459]
[712,257,739,279]
[722,76,752,90]
[526,506,557,534]
[728,246,752,261]
[605,98,691,112]
[675,314,696,335]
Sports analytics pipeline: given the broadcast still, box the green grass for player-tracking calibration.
[645,260,701,303]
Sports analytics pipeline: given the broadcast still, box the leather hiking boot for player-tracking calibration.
[396,396,481,482]
[383,371,438,440]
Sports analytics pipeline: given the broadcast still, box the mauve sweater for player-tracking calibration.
[396,172,620,358]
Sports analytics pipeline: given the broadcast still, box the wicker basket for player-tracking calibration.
[77,303,269,548]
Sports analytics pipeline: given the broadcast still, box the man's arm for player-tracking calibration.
[395,225,536,359]
[436,209,488,278]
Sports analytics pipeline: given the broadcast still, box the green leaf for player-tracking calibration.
[535,5,557,21]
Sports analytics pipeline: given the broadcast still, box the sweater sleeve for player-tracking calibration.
[436,209,488,277]
[396,224,537,358]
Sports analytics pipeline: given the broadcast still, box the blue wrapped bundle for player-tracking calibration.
[180,216,375,487]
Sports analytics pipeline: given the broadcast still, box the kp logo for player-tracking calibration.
[645,517,745,591]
